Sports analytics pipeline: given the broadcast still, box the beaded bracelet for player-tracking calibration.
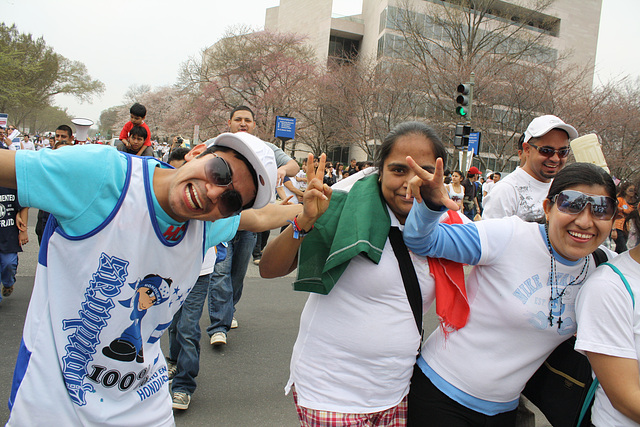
[287,215,314,239]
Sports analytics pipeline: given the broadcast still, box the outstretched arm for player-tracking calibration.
[238,203,302,232]
[260,153,331,278]
[0,149,17,189]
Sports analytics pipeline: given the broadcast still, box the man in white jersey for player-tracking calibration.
[0,132,300,426]
[482,115,578,223]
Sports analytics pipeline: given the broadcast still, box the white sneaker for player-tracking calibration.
[231,317,238,329]
[172,391,191,410]
[210,332,227,346]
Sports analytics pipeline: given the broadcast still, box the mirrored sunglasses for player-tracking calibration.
[553,190,617,220]
[204,155,244,216]
[528,142,571,158]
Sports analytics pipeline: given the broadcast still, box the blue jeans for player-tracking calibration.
[167,272,211,395]
[207,230,256,336]
[0,252,18,302]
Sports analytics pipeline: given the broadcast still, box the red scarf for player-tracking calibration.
[427,210,470,335]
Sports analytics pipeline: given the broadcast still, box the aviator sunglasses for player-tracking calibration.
[527,142,571,158]
[204,154,247,216]
[552,190,617,220]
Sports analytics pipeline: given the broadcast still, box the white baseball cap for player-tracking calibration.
[523,115,578,143]
[205,133,277,210]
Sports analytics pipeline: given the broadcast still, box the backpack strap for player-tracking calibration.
[592,248,608,267]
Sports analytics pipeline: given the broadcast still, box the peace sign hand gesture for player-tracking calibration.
[297,153,332,231]
[406,157,460,211]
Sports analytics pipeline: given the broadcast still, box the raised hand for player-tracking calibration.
[298,153,332,230]
[406,157,459,211]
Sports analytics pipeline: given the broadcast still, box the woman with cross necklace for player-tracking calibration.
[402,161,617,426]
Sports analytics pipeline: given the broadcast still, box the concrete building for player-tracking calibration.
[265,0,602,85]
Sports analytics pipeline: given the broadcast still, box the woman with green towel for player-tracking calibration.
[260,121,467,426]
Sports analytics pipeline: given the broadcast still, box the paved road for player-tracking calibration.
[0,218,550,426]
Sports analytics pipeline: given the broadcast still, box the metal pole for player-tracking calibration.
[468,72,475,119]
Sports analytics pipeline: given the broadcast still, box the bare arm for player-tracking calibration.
[238,203,302,232]
[0,149,17,189]
[260,153,331,278]
[284,180,304,201]
[281,158,300,177]
[586,351,640,422]
[16,207,28,231]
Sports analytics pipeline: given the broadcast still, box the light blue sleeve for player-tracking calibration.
[404,199,482,265]
[15,145,127,236]
[204,215,241,251]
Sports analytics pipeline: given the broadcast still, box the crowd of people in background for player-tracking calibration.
[2,105,640,427]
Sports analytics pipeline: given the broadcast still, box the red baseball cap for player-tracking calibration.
[468,166,481,175]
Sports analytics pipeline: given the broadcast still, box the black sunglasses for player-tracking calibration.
[527,142,571,158]
[204,155,245,216]
[552,190,617,220]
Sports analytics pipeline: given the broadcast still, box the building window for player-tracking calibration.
[328,35,360,65]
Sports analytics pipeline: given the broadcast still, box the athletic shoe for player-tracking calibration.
[253,258,260,265]
[172,392,190,410]
[2,286,13,297]
[231,317,238,329]
[167,362,177,382]
[210,332,227,346]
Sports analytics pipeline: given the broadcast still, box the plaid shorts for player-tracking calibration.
[292,387,408,427]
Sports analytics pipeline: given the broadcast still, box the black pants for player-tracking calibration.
[252,230,270,260]
[408,365,518,427]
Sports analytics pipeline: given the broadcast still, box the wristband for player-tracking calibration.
[288,215,314,239]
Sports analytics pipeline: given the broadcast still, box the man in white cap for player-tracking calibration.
[0,132,300,426]
[482,115,578,223]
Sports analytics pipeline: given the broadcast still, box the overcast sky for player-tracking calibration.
[2,0,638,125]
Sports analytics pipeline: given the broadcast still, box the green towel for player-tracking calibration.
[294,174,391,294]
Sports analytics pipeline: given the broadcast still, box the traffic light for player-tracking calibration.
[455,84,470,116]
[454,124,471,147]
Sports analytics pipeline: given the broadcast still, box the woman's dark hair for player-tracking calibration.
[375,121,447,172]
[617,180,635,199]
[452,170,463,178]
[546,163,616,203]
[625,209,640,246]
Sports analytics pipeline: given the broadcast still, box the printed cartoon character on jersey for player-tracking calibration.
[102,274,172,363]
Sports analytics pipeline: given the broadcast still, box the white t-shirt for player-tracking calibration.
[445,183,465,203]
[287,207,436,413]
[295,169,307,190]
[404,203,616,413]
[482,167,551,222]
[575,252,640,427]
[482,180,495,195]
[21,139,35,150]
[282,177,300,204]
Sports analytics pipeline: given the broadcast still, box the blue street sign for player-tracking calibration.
[468,132,481,155]
[274,116,296,140]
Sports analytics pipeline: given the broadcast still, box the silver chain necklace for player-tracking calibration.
[545,224,589,329]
